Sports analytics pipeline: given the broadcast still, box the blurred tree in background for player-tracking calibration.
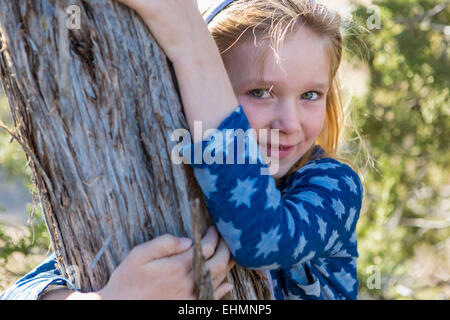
[348,0,449,299]
[0,0,449,299]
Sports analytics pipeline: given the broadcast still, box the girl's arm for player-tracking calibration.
[1,229,234,300]
[117,0,239,139]
[0,253,72,300]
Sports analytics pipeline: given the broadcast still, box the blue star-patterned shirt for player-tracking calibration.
[185,105,363,299]
[0,106,363,300]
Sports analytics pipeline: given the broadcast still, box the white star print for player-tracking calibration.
[292,233,307,259]
[193,168,218,198]
[345,207,357,232]
[350,230,357,243]
[317,216,327,240]
[321,283,336,299]
[333,268,356,293]
[331,248,351,258]
[287,201,310,225]
[330,241,343,256]
[350,258,357,269]
[324,229,339,251]
[255,226,282,259]
[215,218,242,256]
[285,208,295,238]
[309,175,341,192]
[295,162,318,175]
[265,179,281,210]
[288,176,305,190]
[315,161,341,170]
[297,250,315,264]
[253,262,281,270]
[295,191,324,208]
[296,160,341,175]
[313,258,330,277]
[229,177,257,208]
[331,198,345,219]
[343,175,358,194]
[297,280,321,297]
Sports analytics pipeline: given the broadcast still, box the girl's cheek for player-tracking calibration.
[310,107,327,137]
[240,101,268,130]
[299,104,326,135]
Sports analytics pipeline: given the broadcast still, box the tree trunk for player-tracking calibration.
[0,0,271,299]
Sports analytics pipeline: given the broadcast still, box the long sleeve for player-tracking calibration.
[183,106,363,270]
[0,253,73,300]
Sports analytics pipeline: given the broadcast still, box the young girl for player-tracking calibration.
[1,0,363,300]
[157,0,362,299]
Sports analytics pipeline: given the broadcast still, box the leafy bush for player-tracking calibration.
[348,0,449,299]
[0,86,50,266]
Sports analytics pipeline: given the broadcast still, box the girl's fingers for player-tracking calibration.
[205,239,232,288]
[156,246,194,274]
[201,226,219,260]
[148,227,220,275]
[132,234,192,263]
[214,282,234,300]
[181,271,231,300]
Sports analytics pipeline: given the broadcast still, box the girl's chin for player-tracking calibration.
[259,145,306,178]
[268,163,290,179]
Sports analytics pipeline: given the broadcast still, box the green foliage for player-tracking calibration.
[348,0,449,299]
[0,205,50,263]
[0,87,50,265]
[0,94,31,185]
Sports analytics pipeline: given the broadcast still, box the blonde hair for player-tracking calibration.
[201,0,361,175]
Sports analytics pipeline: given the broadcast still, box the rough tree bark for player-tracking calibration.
[0,0,271,299]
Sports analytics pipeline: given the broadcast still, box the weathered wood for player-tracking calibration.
[0,0,271,299]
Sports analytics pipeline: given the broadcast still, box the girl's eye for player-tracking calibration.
[248,89,272,99]
[301,91,321,101]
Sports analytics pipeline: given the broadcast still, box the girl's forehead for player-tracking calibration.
[224,27,330,88]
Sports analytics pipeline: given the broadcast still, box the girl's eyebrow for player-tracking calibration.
[237,78,330,90]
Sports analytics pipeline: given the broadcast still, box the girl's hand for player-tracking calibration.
[97,226,234,300]
[117,0,211,65]
[41,227,234,300]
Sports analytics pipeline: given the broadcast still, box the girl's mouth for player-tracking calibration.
[266,144,295,159]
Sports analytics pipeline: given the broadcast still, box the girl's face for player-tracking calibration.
[223,26,330,179]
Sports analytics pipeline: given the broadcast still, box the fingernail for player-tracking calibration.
[179,238,192,249]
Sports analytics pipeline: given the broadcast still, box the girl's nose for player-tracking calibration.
[271,100,302,135]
